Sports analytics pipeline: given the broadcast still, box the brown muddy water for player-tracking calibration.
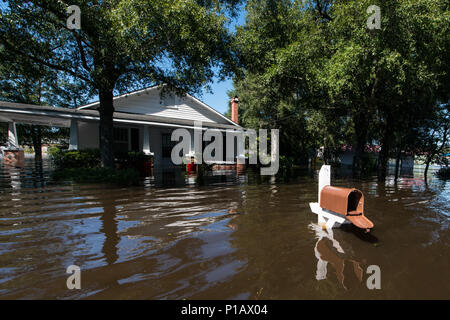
[0,158,449,299]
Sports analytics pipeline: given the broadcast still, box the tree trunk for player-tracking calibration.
[394,150,401,181]
[377,149,388,181]
[354,141,365,176]
[424,124,448,180]
[98,90,115,168]
[323,145,329,165]
[424,156,431,180]
[31,125,42,163]
[377,129,391,182]
[353,111,368,175]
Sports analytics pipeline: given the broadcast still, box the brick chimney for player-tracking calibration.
[231,96,239,124]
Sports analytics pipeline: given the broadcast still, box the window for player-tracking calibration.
[130,128,139,152]
[113,127,129,153]
[162,133,177,158]
[113,127,128,143]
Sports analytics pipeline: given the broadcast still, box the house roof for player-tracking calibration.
[0,100,241,131]
[76,85,240,127]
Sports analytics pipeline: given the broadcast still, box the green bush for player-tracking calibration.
[23,146,34,154]
[51,167,140,183]
[51,149,101,169]
[48,145,63,157]
[50,149,152,182]
[435,167,450,180]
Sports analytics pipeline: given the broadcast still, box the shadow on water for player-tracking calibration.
[340,224,379,243]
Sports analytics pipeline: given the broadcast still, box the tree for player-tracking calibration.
[231,0,317,162]
[301,0,448,179]
[0,0,241,167]
[416,104,449,180]
[232,0,449,180]
[0,43,84,161]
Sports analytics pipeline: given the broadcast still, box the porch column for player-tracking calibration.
[143,125,151,154]
[7,122,19,149]
[4,121,24,166]
[69,119,79,150]
[190,128,195,155]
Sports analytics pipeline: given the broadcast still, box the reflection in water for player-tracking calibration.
[0,158,448,299]
[99,199,119,265]
[310,223,364,290]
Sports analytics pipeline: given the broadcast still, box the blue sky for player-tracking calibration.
[199,9,246,115]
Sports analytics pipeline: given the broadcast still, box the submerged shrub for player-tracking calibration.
[51,167,140,183]
[51,149,101,169]
[50,149,152,183]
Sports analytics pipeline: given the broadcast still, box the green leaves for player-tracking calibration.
[0,0,239,95]
[232,0,449,170]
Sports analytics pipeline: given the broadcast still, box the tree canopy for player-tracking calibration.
[1,0,448,179]
[231,0,449,179]
[0,0,242,166]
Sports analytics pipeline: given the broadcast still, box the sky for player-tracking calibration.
[200,77,234,115]
[199,8,247,115]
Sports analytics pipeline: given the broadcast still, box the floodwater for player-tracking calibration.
[0,158,448,299]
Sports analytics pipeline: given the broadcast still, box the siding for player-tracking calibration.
[78,121,99,149]
[339,151,354,166]
[112,89,229,124]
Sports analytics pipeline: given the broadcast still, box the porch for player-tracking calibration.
[0,101,241,171]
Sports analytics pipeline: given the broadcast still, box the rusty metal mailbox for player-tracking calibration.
[320,186,373,230]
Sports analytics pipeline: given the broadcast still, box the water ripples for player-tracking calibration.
[0,159,448,299]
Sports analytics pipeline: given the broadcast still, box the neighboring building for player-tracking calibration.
[337,145,381,167]
[337,144,415,170]
[399,155,414,168]
[0,86,242,169]
[337,146,356,166]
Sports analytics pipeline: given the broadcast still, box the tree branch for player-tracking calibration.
[316,1,333,21]
[0,36,92,83]
[33,2,93,72]
[74,34,91,73]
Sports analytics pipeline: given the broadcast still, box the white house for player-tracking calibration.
[0,85,242,169]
